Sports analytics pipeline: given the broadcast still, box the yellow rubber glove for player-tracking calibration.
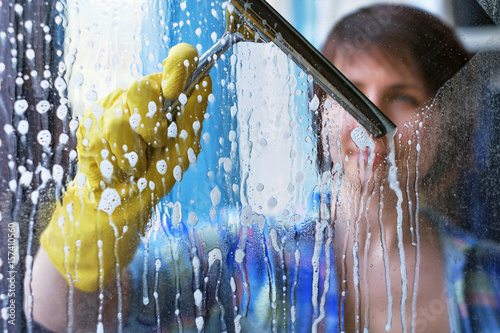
[40,43,212,292]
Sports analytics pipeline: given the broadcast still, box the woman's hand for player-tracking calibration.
[40,43,212,292]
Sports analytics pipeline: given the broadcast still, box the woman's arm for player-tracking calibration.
[25,247,132,332]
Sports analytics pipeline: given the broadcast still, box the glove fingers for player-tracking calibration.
[161,43,199,100]
[41,181,152,292]
[146,75,212,199]
[78,106,122,189]
[170,76,212,174]
[104,93,148,176]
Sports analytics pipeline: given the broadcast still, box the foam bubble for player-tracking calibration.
[194,289,202,307]
[52,164,64,184]
[192,120,201,133]
[350,126,374,149]
[137,178,147,192]
[100,160,113,181]
[187,148,197,164]
[98,188,121,215]
[14,99,28,115]
[168,122,178,138]
[19,171,33,187]
[37,130,52,146]
[173,165,182,182]
[54,77,67,91]
[129,114,141,130]
[156,159,167,175]
[92,103,104,119]
[171,201,181,227]
[235,249,245,264]
[178,93,187,106]
[210,186,221,206]
[188,211,198,227]
[17,120,29,135]
[208,248,222,267]
[195,317,204,331]
[124,152,138,167]
[36,100,50,114]
[146,101,157,118]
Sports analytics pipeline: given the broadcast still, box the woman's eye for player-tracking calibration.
[389,93,420,107]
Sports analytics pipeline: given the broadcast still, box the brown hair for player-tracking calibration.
[321,4,471,95]
[316,4,475,222]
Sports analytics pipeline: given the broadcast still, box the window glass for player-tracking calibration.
[1,0,500,332]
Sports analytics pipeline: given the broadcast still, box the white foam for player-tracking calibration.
[36,130,52,146]
[350,126,374,149]
[98,188,121,215]
[156,159,167,175]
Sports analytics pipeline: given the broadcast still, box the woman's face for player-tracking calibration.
[322,50,437,184]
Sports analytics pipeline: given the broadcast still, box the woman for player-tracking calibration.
[319,4,500,332]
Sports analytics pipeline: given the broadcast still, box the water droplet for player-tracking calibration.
[146,101,157,118]
[267,197,277,208]
[98,188,121,215]
[188,212,198,227]
[156,160,167,175]
[309,94,319,111]
[178,93,187,106]
[137,178,147,192]
[56,104,68,119]
[52,164,64,184]
[173,165,182,182]
[124,152,138,167]
[86,90,98,103]
[295,172,305,183]
[210,186,221,206]
[14,4,23,14]
[83,117,92,129]
[219,157,232,172]
[195,317,204,331]
[17,120,29,135]
[54,77,67,91]
[37,130,52,146]
[192,120,201,133]
[92,104,104,120]
[76,173,86,187]
[129,114,141,130]
[69,119,79,131]
[72,72,84,87]
[187,148,197,164]
[194,289,202,307]
[19,171,33,187]
[25,49,35,60]
[40,80,50,89]
[171,201,181,227]
[351,126,374,149]
[36,100,50,114]
[168,122,178,138]
[235,249,245,263]
[100,160,113,181]
[14,99,28,115]
[59,133,69,144]
[208,248,222,267]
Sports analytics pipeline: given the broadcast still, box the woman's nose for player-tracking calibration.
[364,90,385,114]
